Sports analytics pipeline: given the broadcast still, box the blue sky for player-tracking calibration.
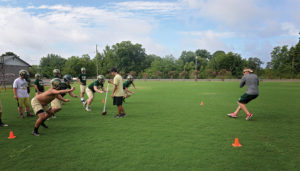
[0,0,299,65]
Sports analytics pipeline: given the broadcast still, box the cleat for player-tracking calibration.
[114,115,121,118]
[0,122,8,127]
[246,113,253,120]
[20,114,25,119]
[83,102,87,107]
[85,107,91,112]
[32,131,40,136]
[227,113,237,118]
[51,115,56,119]
[120,113,126,118]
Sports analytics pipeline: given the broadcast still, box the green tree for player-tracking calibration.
[39,54,66,78]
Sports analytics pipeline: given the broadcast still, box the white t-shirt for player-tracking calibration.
[113,74,124,97]
[13,77,29,98]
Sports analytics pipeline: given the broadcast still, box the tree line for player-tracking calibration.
[3,38,300,79]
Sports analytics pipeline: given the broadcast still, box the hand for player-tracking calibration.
[132,92,135,94]
[111,94,114,98]
[14,95,18,100]
[99,91,104,93]
[108,80,113,84]
[71,87,75,91]
[64,99,70,102]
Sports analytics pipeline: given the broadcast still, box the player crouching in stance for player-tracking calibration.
[84,75,107,111]
[123,75,136,99]
[31,78,75,136]
[227,68,259,120]
[49,74,78,117]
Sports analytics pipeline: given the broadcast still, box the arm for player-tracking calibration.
[101,86,108,92]
[125,88,134,94]
[56,94,70,102]
[93,86,104,93]
[68,91,78,98]
[34,85,40,94]
[240,76,246,88]
[132,82,136,89]
[76,77,82,85]
[111,85,117,98]
[108,80,116,86]
[13,88,18,100]
[52,87,75,95]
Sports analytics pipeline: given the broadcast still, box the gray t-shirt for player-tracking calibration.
[240,73,259,95]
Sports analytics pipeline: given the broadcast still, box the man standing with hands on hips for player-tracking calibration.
[108,68,126,118]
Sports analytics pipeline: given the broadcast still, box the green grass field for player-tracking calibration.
[0,81,300,170]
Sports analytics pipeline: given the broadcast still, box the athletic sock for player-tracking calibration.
[81,98,84,102]
[34,127,39,133]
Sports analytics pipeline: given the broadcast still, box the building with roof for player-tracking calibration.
[0,52,31,86]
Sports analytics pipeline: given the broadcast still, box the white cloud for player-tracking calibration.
[181,30,231,53]
[114,1,181,15]
[0,5,169,64]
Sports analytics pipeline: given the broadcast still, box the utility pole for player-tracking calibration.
[195,56,198,81]
[96,44,99,76]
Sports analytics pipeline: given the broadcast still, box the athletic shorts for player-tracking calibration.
[0,100,2,113]
[86,88,94,99]
[238,93,258,104]
[18,97,30,107]
[80,85,86,93]
[31,98,50,115]
[51,98,62,109]
[113,96,123,106]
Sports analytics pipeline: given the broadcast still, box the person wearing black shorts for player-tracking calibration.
[109,68,126,118]
[227,68,259,120]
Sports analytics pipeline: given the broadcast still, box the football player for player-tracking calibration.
[84,75,107,111]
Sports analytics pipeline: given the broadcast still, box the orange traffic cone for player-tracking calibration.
[232,138,242,147]
[8,131,16,139]
[102,99,105,103]
[200,101,204,106]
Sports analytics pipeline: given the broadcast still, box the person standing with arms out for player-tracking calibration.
[50,69,61,118]
[227,68,259,120]
[31,78,75,136]
[13,70,33,118]
[108,68,126,118]
[34,73,45,95]
[123,75,136,99]
[77,67,87,104]
[0,92,8,127]
[84,75,107,111]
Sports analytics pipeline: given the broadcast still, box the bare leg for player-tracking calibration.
[18,107,23,115]
[117,106,123,115]
[238,102,251,116]
[86,97,93,108]
[25,106,30,113]
[35,113,47,128]
[233,105,241,115]
[49,108,61,116]
[120,106,125,114]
